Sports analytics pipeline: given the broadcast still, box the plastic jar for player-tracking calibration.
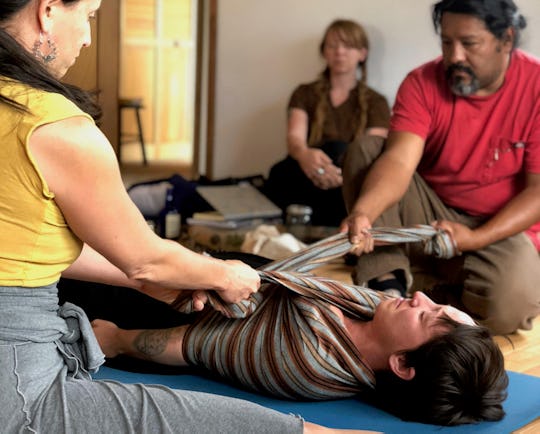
[285,204,312,241]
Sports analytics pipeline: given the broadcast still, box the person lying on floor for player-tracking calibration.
[93,275,508,427]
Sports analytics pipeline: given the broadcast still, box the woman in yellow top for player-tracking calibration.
[0,1,372,433]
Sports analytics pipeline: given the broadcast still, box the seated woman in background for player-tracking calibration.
[92,234,508,427]
[264,19,390,227]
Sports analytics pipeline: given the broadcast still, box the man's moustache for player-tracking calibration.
[445,63,475,78]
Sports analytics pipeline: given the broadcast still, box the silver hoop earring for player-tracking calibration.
[32,32,57,64]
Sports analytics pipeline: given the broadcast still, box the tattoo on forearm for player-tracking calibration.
[134,329,172,357]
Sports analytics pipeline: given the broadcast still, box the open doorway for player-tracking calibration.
[119,0,197,170]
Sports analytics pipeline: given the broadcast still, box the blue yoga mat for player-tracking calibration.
[93,367,540,433]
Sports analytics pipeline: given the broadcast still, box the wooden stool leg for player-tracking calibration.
[134,107,148,165]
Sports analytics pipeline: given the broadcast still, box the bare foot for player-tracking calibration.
[91,319,123,358]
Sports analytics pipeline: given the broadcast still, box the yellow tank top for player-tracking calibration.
[0,80,91,286]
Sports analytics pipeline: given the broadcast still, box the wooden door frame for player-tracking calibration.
[96,0,120,151]
[194,0,217,179]
[63,1,120,152]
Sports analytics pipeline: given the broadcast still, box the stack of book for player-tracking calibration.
[186,183,283,229]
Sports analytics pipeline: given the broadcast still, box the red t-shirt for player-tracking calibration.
[390,50,540,250]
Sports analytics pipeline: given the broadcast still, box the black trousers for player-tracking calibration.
[263,141,348,227]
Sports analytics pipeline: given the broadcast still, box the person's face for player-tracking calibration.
[46,0,102,78]
[440,12,513,97]
[322,31,367,76]
[372,291,475,354]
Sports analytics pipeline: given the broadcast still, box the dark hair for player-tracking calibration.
[0,0,101,120]
[432,0,527,47]
[372,321,508,425]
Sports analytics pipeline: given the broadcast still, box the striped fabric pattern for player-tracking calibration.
[182,272,382,400]
[172,225,456,318]
[177,225,454,400]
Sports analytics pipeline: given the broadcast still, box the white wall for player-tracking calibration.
[211,0,540,179]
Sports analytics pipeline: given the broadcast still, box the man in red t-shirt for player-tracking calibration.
[341,0,540,334]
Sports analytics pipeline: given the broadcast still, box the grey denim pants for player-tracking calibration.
[342,135,540,334]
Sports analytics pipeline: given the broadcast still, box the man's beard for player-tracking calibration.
[445,63,480,96]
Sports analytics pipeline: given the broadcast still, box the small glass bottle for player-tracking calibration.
[285,204,312,241]
[161,187,181,239]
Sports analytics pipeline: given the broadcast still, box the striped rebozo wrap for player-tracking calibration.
[173,225,457,400]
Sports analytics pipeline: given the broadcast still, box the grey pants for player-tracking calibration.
[0,285,302,434]
[342,135,540,334]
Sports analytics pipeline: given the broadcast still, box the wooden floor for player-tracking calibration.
[120,161,193,189]
[313,261,540,433]
[496,318,540,433]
